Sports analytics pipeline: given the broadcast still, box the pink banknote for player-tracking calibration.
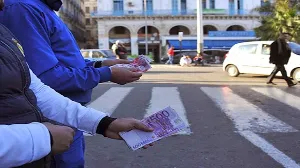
[119,107,189,150]
[112,55,152,72]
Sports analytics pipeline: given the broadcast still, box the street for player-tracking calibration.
[85,65,300,168]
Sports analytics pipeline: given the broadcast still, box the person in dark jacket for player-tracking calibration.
[267,32,297,87]
[0,0,143,167]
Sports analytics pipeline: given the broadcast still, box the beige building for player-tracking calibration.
[58,0,86,48]
[92,0,262,63]
[84,0,98,49]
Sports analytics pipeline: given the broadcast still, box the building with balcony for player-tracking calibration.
[84,0,98,48]
[92,0,271,62]
[58,0,86,48]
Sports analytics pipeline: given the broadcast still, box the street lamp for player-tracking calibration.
[197,0,204,53]
[143,0,148,55]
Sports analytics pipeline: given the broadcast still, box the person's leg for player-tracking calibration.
[170,56,174,64]
[278,64,295,86]
[165,56,171,64]
[267,65,279,84]
[52,130,85,168]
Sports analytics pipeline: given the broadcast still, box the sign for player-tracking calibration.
[178,32,183,41]
[208,31,256,37]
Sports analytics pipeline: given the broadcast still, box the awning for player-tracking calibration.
[167,39,249,50]
[167,40,197,50]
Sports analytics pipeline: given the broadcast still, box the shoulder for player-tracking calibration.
[4,0,50,12]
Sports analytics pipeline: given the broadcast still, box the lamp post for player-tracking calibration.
[143,0,148,55]
[197,0,203,54]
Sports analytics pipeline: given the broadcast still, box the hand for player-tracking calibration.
[102,59,132,67]
[42,122,75,154]
[110,67,142,85]
[104,118,154,149]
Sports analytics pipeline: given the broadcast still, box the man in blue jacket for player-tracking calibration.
[0,0,143,167]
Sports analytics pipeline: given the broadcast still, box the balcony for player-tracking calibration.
[91,9,260,17]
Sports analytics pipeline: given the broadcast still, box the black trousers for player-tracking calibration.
[267,64,293,85]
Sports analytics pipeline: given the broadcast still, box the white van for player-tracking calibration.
[223,41,300,82]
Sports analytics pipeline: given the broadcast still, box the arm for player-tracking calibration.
[29,69,108,134]
[0,123,51,168]
[2,3,111,92]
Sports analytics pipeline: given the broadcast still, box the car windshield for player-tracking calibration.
[101,50,116,57]
[288,42,300,55]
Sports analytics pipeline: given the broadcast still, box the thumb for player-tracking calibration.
[133,121,154,132]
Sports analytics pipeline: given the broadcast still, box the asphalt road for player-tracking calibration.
[84,65,300,168]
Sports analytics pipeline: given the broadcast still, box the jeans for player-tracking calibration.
[51,130,85,168]
[165,56,173,64]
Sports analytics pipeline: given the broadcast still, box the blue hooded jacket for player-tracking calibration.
[0,0,111,104]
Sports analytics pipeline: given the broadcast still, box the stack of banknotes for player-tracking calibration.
[119,106,190,150]
[112,55,152,72]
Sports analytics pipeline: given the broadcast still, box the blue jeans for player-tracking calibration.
[51,130,85,168]
[165,56,173,64]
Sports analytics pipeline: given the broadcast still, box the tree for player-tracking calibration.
[254,0,300,42]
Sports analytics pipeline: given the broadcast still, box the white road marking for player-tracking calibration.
[201,87,299,168]
[200,87,297,133]
[87,87,133,115]
[84,87,133,136]
[145,87,192,135]
[252,87,300,111]
[240,131,300,168]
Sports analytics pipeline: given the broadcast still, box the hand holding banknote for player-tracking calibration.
[105,118,154,149]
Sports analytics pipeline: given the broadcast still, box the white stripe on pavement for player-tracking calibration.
[252,87,300,111]
[240,131,300,168]
[145,87,192,135]
[200,87,297,133]
[84,87,133,136]
[87,87,133,115]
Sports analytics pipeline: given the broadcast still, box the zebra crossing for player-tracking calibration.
[85,86,300,168]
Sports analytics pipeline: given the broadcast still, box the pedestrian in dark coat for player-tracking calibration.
[267,32,297,87]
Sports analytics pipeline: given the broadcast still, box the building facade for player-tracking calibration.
[58,0,86,48]
[84,0,98,48]
[92,0,271,62]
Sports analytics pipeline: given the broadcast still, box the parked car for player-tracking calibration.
[223,41,300,82]
[160,50,213,64]
[80,49,117,61]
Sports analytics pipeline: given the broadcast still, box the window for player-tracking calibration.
[229,0,235,15]
[93,7,97,12]
[202,0,206,9]
[238,44,258,54]
[172,0,178,14]
[210,0,215,9]
[86,18,90,25]
[142,0,153,14]
[261,44,271,55]
[261,0,269,6]
[181,0,187,14]
[85,7,90,13]
[92,51,104,58]
[113,0,124,15]
[93,19,97,25]
[81,51,90,58]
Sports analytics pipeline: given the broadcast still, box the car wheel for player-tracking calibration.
[226,65,239,77]
[292,68,300,82]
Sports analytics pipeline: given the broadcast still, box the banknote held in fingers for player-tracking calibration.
[112,55,152,72]
[119,107,189,150]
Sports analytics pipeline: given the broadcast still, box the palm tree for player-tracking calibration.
[254,0,300,42]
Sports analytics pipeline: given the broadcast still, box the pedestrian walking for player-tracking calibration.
[165,46,175,65]
[266,32,297,87]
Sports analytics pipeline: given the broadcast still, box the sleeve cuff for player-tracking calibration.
[96,116,117,136]
[98,66,112,83]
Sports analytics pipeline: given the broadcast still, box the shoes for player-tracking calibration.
[267,82,277,85]
[288,83,297,87]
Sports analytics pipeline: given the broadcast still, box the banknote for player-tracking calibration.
[119,106,189,150]
[112,55,152,72]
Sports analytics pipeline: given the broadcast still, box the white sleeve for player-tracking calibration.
[0,123,51,167]
[29,69,108,134]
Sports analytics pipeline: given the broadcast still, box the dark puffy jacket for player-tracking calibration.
[0,24,50,167]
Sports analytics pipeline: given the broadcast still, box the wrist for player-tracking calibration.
[48,131,54,147]
[94,61,103,68]
[96,116,117,136]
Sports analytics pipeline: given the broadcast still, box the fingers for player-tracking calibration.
[133,121,154,132]
[130,72,142,78]
[119,60,132,64]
